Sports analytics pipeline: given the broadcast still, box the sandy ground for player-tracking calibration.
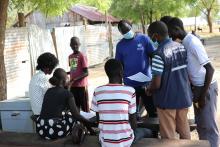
[87,35,220,140]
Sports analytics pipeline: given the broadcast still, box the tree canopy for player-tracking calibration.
[78,0,112,11]
[109,0,190,33]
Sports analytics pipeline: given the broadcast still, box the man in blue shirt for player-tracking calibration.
[115,20,157,119]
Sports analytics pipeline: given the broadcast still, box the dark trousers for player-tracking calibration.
[70,87,89,112]
[134,86,157,118]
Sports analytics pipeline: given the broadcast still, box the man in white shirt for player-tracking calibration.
[29,52,59,115]
[168,17,219,147]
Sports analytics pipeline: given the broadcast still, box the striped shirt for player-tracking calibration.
[91,84,136,147]
[152,55,164,76]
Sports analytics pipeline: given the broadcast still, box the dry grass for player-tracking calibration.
[185,25,220,38]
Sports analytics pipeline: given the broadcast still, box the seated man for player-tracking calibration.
[29,52,59,116]
[91,59,152,147]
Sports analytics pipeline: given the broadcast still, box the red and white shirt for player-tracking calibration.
[91,84,136,147]
[69,52,88,87]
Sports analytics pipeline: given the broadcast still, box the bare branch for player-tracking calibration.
[196,5,208,15]
[209,0,216,10]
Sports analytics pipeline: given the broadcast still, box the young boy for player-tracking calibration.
[91,59,151,147]
[69,37,89,112]
[91,59,136,147]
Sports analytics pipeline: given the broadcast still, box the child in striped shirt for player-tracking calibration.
[91,59,151,147]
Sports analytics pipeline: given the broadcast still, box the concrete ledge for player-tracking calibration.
[0,132,209,147]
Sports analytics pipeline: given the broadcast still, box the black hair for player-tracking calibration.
[70,36,80,44]
[168,17,185,31]
[118,19,132,33]
[167,17,186,40]
[160,16,173,26]
[49,68,67,86]
[118,20,132,28]
[104,59,123,79]
[36,52,59,71]
[147,21,168,37]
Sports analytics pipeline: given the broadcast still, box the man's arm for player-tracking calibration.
[146,55,164,94]
[191,39,214,108]
[129,113,137,130]
[128,91,137,131]
[115,44,123,61]
[68,97,91,124]
[145,35,156,58]
[199,63,214,108]
[147,76,161,94]
[71,68,88,82]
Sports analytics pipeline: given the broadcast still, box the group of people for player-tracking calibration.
[28,16,219,147]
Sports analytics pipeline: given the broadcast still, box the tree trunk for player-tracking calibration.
[18,12,25,27]
[207,9,213,33]
[149,10,153,24]
[108,23,114,58]
[140,13,146,34]
[0,0,9,101]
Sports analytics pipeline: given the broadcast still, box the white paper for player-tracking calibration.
[127,72,151,82]
[80,111,96,119]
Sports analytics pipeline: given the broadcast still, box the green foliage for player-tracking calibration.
[189,0,219,17]
[7,0,32,27]
[32,0,77,16]
[10,0,32,12]
[109,0,139,22]
[7,0,78,27]
[9,0,77,17]
[78,0,112,11]
[110,0,190,24]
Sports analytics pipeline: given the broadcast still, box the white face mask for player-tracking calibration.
[123,30,134,39]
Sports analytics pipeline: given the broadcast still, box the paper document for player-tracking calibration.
[80,111,96,119]
[127,72,151,82]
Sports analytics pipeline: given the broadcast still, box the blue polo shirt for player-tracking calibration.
[115,33,155,87]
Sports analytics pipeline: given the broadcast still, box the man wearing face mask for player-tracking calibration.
[115,20,157,120]
[146,21,192,139]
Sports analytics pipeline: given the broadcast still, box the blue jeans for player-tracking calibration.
[133,128,152,144]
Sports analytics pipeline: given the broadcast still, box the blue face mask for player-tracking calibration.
[150,39,159,49]
[153,41,159,48]
[123,30,134,39]
[150,34,160,49]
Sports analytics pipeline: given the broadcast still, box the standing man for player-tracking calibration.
[146,21,192,139]
[115,20,157,118]
[29,52,59,115]
[160,16,173,26]
[168,17,219,147]
[69,36,89,112]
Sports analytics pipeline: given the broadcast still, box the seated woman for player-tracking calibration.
[36,68,92,140]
